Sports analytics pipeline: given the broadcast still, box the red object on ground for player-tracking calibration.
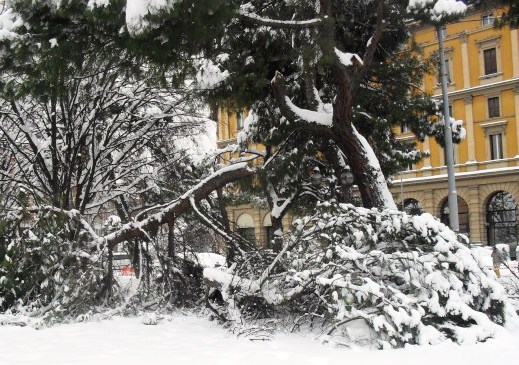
[121,265,134,276]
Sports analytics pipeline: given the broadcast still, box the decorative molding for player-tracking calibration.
[432,77,519,99]
[475,35,501,49]
[481,120,507,136]
[480,120,507,128]
[460,32,467,43]
[464,95,473,104]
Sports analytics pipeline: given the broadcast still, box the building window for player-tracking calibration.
[264,226,274,248]
[487,96,500,118]
[486,191,518,246]
[236,111,245,130]
[401,121,410,133]
[489,133,503,160]
[236,213,256,243]
[440,196,470,235]
[483,48,498,75]
[482,120,507,161]
[400,198,424,215]
[435,50,454,86]
[238,227,256,243]
[481,13,495,27]
[437,58,452,84]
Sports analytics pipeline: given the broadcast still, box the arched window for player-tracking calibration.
[486,191,517,246]
[440,196,470,235]
[400,198,424,215]
[236,213,256,243]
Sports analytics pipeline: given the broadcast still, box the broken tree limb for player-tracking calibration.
[96,162,254,250]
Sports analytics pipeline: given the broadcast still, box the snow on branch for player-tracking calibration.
[238,8,323,29]
[285,97,332,127]
[271,72,334,135]
[0,7,22,41]
[334,48,363,67]
[26,206,100,240]
[407,0,466,23]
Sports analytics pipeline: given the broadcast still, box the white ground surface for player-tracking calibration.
[0,313,518,365]
[1,246,518,365]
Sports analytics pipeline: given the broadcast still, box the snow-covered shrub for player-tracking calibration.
[430,117,466,147]
[0,209,113,323]
[206,203,514,347]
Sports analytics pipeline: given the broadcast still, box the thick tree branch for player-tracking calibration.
[96,162,255,250]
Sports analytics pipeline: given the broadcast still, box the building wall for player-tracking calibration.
[394,4,519,244]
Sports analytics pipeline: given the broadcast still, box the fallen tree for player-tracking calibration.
[202,203,515,347]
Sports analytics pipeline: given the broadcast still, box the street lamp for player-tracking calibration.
[309,166,355,202]
[437,25,460,233]
[340,167,354,187]
[311,167,323,188]
[338,166,355,203]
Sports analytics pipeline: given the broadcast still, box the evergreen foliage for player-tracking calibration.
[205,203,512,347]
[0,207,111,322]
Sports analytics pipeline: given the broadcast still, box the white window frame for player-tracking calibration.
[481,120,507,161]
[433,48,455,88]
[489,133,504,160]
[481,13,496,27]
[477,36,502,84]
[487,95,501,119]
[236,111,245,130]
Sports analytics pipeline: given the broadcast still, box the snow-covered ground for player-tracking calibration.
[0,313,518,365]
[1,246,518,365]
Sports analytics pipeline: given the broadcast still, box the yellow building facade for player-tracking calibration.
[396,4,519,245]
[218,4,519,247]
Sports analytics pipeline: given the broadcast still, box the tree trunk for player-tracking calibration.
[271,216,284,252]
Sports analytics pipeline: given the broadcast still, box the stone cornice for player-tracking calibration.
[432,77,519,99]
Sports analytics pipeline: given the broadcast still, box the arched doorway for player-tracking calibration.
[236,213,256,244]
[440,196,470,235]
[400,198,424,215]
[486,191,518,246]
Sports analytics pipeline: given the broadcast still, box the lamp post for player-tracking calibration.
[310,167,323,188]
[437,26,459,233]
[339,166,354,203]
[310,166,354,202]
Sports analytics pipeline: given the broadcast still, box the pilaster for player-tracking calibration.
[511,28,519,77]
[464,95,477,169]
[460,32,471,88]
[515,85,519,159]
[468,185,482,244]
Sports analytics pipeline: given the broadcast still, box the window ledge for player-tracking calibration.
[482,158,508,163]
[395,133,414,141]
[481,120,507,128]
[479,72,502,80]
[434,82,455,89]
